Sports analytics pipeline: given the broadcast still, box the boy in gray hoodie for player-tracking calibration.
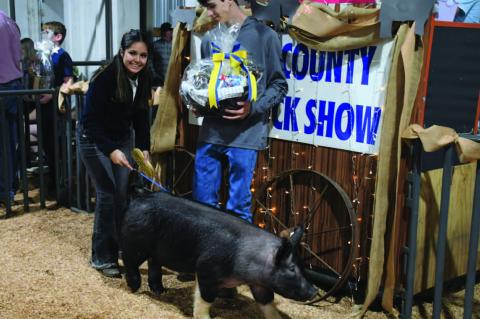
[193,0,288,223]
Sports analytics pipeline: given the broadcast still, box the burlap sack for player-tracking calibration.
[150,23,189,154]
[288,1,381,51]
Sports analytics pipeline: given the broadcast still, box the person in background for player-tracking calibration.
[20,37,37,91]
[20,37,39,168]
[0,10,23,208]
[152,22,173,87]
[39,21,73,200]
[193,0,288,224]
[79,29,152,278]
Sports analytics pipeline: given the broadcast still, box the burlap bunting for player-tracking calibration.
[288,1,381,51]
[57,79,89,112]
[402,124,480,162]
[152,86,162,107]
[150,23,189,154]
[192,7,216,34]
[349,22,424,318]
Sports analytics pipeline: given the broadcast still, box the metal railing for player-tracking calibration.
[0,61,108,217]
[1,75,159,217]
[401,137,480,318]
[1,88,53,215]
[0,87,94,216]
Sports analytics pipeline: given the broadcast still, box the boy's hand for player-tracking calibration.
[39,94,53,104]
[223,101,251,120]
[190,106,200,118]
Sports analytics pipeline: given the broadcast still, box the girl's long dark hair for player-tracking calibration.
[113,29,152,108]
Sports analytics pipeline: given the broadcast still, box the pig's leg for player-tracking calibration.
[250,285,282,319]
[147,257,165,295]
[193,280,212,319]
[123,252,146,293]
[193,274,218,319]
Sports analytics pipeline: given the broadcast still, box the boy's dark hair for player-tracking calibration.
[43,21,67,45]
[198,0,239,7]
[160,22,173,38]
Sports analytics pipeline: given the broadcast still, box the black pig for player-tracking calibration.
[121,191,317,319]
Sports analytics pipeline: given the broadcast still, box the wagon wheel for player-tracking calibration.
[162,146,195,198]
[253,169,358,303]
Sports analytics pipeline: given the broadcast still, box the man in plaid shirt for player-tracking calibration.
[152,22,173,86]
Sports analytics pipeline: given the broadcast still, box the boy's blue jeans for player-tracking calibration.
[0,78,22,203]
[193,143,258,223]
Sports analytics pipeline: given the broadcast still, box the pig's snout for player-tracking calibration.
[305,283,318,301]
[293,280,317,302]
[275,275,318,302]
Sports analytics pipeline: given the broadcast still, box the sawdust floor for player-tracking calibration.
[0,204,479,319]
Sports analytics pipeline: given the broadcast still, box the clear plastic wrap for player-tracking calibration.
[33,32,55,89]
[180,23,262,117]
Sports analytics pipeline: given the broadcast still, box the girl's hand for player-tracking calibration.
[110,149,133,170]
[39,94,53,104]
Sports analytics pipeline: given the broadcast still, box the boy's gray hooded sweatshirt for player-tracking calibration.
[199,16,288,150]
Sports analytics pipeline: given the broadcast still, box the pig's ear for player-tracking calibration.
[275,238,292,265]
[290,225,304,248]
[278,228,292,239]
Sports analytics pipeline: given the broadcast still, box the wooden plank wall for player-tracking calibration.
[414,162,479,293]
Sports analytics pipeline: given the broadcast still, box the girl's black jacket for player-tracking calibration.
[80,62,150,156]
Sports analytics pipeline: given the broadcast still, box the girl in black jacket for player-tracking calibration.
[79,29,152,277]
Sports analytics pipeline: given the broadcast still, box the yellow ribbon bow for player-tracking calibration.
[207,46,257,109]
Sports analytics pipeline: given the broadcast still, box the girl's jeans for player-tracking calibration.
[79,132,131,269]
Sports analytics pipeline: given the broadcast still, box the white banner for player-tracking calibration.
[270,35,394,154]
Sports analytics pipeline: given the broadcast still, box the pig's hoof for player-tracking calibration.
[126,277,141,292]
[150,285,166,296]
[128,283,141,293]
